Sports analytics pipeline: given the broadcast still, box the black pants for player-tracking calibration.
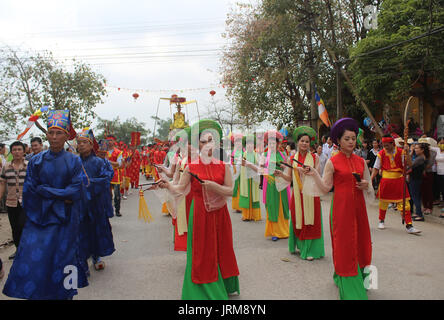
[112,184,121,214]
[436,174,444,201]
[7,202,27,248]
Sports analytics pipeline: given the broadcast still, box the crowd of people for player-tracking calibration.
[0,110,443,301]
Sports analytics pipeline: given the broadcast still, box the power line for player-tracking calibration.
[2,42,225,53]
[50,48,222,60]
[19,18,226,36]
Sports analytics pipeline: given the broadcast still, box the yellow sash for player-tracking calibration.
[292,152,315,229]
[382,171,403,179]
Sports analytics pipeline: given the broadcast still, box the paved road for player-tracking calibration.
[1,179,444,300]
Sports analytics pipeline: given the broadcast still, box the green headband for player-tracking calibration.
[191,119,223,141]
[293,126,317,147]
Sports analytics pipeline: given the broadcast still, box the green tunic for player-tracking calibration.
[264,152,289,222]
[239,151,260,209]
[232,149,243,197]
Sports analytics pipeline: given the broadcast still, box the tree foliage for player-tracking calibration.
[221,0,382,129]
[95,116,152,146]
[151,116,172,142]
[0,48,107,139]
[349,0,444,114]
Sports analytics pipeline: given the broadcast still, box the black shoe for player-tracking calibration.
[9,251,16,260]
[116,212,122,217]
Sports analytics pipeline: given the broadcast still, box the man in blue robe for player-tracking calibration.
[76,128,115,272]
[3,110,88,300]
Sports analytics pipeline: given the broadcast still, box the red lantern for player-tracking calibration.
[132,93,139,101]
[210,90,216,96]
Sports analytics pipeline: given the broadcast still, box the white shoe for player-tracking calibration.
[122,196,128,200]
[378,222,385,230]
[406,226,422,234]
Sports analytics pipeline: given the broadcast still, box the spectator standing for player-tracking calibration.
[418,138,436,215]
[409,143,429,221]
[0,141,28,260]
[0,143,6,212]
[355,140,369,162]
[431,137,444,217]
[322,136,334,159]
[367,139,381,190]
[0,143,6,168]
[316,144,328,176]
[25,137,44,160]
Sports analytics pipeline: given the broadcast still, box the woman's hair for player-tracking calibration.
[10,141,25,152]
[297,133,310,142]
[417,143,430,159]
[337,127,358,143]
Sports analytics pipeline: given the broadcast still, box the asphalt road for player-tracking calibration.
[1,177,444,300]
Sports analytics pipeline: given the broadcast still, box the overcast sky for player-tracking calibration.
[0,0,263,143]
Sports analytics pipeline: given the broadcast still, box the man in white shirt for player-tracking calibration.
[0,143,6,213]
[322,136,334,159]
[0,143,6,169]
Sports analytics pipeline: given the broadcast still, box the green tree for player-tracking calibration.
[349,0,444,121]
[222,1,318,129]
[0,48,107,137]
[222,0,386,133]
[151,116,172,141]
[96,117,152,146]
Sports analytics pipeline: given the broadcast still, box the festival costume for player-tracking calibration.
[230,134,243,212]
[288,152,324,260]
[3,110,88,300]
[181,120,239,299]
[129,149,141,188]
[120,145,130,195]
[231,148,243,212]
[376,146,412,225]
[309,118,372,300]
[141,149,148,177]
[289,126,324,259]
[77,129,115,267]
[172,156,192,251]
[107,141,123,215]
[239,146,261,221]
[182,160,240,299]
[329,152,372,299]
[263,150,290,239]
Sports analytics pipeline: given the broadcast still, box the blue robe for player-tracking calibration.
[3,149,88,300]
[80,153,115,263]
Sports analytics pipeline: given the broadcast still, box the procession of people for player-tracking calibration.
[1,109,444,301]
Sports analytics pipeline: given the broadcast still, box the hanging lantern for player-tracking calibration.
[132,93,139,101]
[210,90,216,96]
